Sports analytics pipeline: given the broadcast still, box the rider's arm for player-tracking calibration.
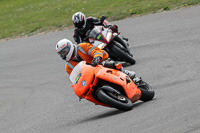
[89,17,118,32]
[73,29,82,44]
[87,17,103,26]
[89,45,108,61]
[65,61,78,75]
[81,43,108,61]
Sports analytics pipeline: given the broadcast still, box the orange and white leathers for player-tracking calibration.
[65,42,108,75]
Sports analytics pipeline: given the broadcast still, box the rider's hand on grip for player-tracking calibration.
[91,56,102,67]
[100,15,106,23]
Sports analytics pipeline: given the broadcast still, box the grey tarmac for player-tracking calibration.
[0,6,200,133]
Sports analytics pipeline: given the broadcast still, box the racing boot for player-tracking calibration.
[132,77,142,85]
[124,70,136,79]
[124,70,142,85]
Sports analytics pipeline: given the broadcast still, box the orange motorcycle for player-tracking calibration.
[69,61,155,111]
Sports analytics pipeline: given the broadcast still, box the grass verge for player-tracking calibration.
[0,0,200,40]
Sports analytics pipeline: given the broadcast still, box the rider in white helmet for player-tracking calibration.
[56,39,75,61]
[56,38,109,74]
[56,39,140,83]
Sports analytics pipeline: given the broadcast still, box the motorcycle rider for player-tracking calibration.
[56,38,108,74]
[56,38,139,82]
[72,12,118,44]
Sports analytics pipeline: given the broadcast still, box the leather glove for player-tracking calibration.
[91,56,102,67]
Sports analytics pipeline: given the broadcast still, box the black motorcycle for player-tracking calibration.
[88,25,135,65]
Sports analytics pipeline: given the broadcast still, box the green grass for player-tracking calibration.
[0,0,200,40]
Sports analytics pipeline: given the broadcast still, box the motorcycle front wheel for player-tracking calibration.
[97,89,133,111]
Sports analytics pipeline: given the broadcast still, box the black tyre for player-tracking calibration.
[111,44,136,65]
[138,81,155,101]
[97,89,133,111]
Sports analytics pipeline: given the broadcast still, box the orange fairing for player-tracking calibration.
[95,66,141,102]
[70,62,110,106]
[70,62,94,98]
[126,81,141,102]
[70,61,141,107]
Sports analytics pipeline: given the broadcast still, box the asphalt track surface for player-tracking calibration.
[0,6,200,133]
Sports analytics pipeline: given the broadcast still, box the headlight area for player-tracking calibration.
[106,32,112,42]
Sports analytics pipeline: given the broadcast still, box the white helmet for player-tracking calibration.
[56,39,74,61]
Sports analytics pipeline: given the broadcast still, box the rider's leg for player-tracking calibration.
[120,67,142,84]
[102,59,141,83]
[123,69,136,79]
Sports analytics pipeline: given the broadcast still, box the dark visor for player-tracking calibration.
[59,44,71,59]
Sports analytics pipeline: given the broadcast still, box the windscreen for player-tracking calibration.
[69,61,83,84]
[89,28,100,39]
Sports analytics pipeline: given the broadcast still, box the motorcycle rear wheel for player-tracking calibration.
[97,89,133,111]
[138,81,155,101]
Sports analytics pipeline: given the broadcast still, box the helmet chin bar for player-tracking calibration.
[62,56,66,60]
[70,49,76,60]
[65,44,75,62]
[81,20,86,30]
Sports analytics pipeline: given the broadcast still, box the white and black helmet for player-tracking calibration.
[56,39,75,61]
[72,12,86,29]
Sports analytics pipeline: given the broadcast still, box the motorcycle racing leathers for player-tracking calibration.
[65,42,137,82]
[73,17,118,44]
[65,42,108,75]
